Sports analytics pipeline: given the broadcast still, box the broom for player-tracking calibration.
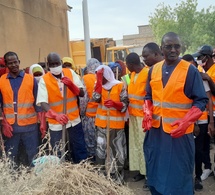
[61,85,67,162]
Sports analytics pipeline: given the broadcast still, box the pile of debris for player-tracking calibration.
[0,157,134,195]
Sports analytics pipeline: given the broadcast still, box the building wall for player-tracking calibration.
[0,0,70,68]
[123,25,155,46]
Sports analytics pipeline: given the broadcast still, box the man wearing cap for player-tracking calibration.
[193,45,215,95]
[182,54,214,190]
[193,45,215,181]
[213,48,215,63]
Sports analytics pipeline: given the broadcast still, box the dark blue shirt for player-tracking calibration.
[145,59,208,111]
[0,71,41,133]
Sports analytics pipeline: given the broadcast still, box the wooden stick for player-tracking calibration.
[61,85,67,161]
[0,115,6,161]
[116,66,119,80]
[44,57,48,71]
[0,127,6,161]
[106,91,111,178]
[38,48,41,62]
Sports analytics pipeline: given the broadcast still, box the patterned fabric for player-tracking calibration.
[86,58,100,74]
[96,126,127,176]
[129,115,146,175]
[82,115,96,157]
[80,74,97,158]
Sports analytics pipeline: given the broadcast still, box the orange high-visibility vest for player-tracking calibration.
[198,110,208,124]
[197,65,205,73]
[197,66,208,124]
[0,73,37,126]
[151,60,194,134]
[83,73,98,117]
[206,64,215,112]
[43,68,79,124]
[95,82,125,129]
[128,67,148,117]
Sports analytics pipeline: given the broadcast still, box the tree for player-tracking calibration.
[191,6,215,52]
[149,0,215,54]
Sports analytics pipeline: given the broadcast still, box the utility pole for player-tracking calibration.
[82,0,91,62]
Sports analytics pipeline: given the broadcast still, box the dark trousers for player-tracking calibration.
[195,123,211,178]
[50,122,87,163]
[4,130,39,166]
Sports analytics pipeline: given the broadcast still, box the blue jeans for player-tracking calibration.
[4,130,39,166]
[50,122,87,163]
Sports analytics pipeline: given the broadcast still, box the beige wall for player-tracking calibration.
[0,0,70,69]
[123,25,155,46]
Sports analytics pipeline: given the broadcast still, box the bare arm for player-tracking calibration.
[200,72,215,96]
[206,91,215,137]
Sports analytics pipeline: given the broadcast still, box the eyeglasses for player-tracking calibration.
[163,44,181,50]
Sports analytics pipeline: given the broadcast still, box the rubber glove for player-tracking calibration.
[45,109,69,125]
[142,100,153,132]
[2,113,13,138]
[61,77,80,96]
[170,106,202,138]
[104,99,123,110]
[38,112,47,138]
[94,68,104,94]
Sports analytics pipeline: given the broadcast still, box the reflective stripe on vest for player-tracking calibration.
[86,107,97,114]
[0,73,37,126]
[197,109,208,124]
[151,60,194,134]
[83,74,98,117]
[128,67,148,116]
[43,68,79,124]
[95,83,125,129]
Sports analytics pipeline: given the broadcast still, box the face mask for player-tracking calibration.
[197,55,208,66]
[197,60,203,65]
[35,76,42,83]
[49,65,62,75]
[197,59,207,67]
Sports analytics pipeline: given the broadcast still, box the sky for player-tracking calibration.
[66,0,214,41]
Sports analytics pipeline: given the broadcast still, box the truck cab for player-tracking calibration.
[105,45,143,64]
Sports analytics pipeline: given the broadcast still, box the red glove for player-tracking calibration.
[45,109,69,125]
[142,100,153,132]
[61,77,80,96]
[2,113,13,138]
[170,106,202,138]
[38,112,47,138]
[104,99,123,110]
[94,68,104,94]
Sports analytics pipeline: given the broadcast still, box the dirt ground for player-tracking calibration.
[125,143,215,195]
